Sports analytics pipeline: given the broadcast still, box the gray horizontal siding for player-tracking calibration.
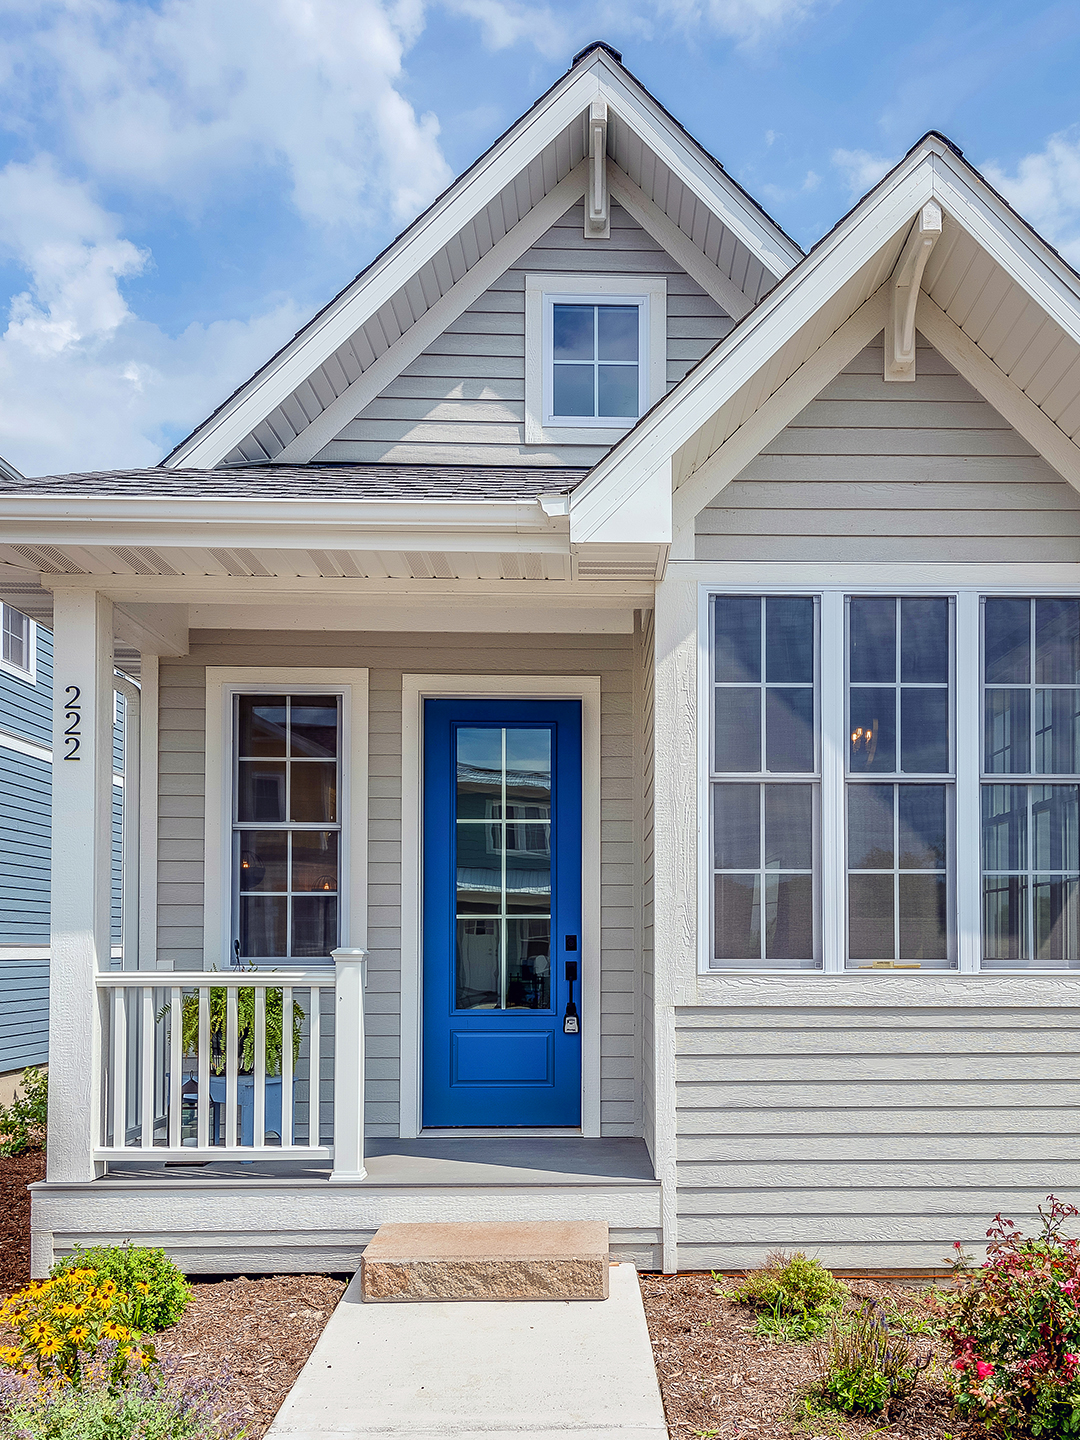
[159,630,642,1138]
[318,199,731,468]
[695,334,1080,562]
[675,1005,1080,1269]
[0,958,49,1070]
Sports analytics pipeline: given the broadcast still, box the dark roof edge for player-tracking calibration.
[161,43,801,469]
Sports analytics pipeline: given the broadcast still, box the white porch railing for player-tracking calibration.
[94,951,366,1173]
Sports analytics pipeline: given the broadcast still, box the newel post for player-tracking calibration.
[329,948,368,1182]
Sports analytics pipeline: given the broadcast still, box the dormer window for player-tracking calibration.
[525,273,666,446]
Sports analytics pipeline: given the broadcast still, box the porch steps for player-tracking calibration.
[360,1220,610,1301]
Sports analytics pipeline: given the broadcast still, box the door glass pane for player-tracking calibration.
[239,831,288,891]
[237,696,287,757]
[505,729,551,802]
[849,688,896,772]
[292,831,338,892]
[506,919,551,1008]
[457,919,500,1008]
[456,820,501,915]
[290,762,337,822]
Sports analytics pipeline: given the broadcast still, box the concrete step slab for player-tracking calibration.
[361,1220,610,1302]
[265,1261,668,1440]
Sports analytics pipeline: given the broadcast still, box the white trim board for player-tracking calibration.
[399,673,602,1140]
[203,668,369,969]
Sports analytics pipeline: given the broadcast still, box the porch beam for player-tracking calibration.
[47,590,114,1183]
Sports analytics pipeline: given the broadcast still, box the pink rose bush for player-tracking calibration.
[941,1196,1080,1437]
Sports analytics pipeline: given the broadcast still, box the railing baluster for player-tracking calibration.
[309,987,321,1148]
[197,986,210,1149]
[140,987,154,1148]
[253,985,266,1148]
[168,986,182,1149]
[225,985,239,1148]
[281,987,293,1148]
[111,986,126,1149]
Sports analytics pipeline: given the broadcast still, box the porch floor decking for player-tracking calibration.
[102,1136,657,1188]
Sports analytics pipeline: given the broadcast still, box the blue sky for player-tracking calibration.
[1,0,1079,476]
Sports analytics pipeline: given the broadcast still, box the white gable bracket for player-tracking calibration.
[585,99,610,239]
[885,201,942,381]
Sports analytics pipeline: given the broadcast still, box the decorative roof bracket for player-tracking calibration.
[884,201,942,380]
[585,99,610,239]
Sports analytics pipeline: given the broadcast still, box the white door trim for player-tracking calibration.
[400,674,602,1139]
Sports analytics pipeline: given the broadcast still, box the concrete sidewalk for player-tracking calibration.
[264,1262,668,1440]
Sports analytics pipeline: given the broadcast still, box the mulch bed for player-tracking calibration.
[0,1149,46,1298]
[639,1272,969,1440]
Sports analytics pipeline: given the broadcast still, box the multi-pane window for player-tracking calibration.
[1,605,32,679]
[710,596,818,969]
[233,694,341,962]
[550,302,642,421]
[455,726,553,1010]
[982,599,1080,967]
[846,598,954,969]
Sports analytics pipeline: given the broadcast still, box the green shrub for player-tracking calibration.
[718,1251,846,1338]
[815,1300,928,1417]
[940,1194,1080,1437]
[52,1246,191,1333]
[0,1367,243,1440]
[0,1066,47,1157]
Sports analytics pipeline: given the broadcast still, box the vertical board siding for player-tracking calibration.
[695,334,1080,562]
[158,631,641,1137]
[0,958,49,1070]
[675,1006,1080,1269]
[317,199,732,467]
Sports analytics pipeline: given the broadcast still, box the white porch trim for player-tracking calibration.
[399,674,603,1140]
[202,668,369,969]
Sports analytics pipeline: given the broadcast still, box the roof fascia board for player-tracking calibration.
[166,68,603,468]
[44,574,650,601]
[592,59,802,277]
[917,293,1080,495]
[570,158,934,543]
[927,146,1080,344]
[0,525,570,552]
[668,287,888,553]
[278,163,588,463]
[607,166,752,319]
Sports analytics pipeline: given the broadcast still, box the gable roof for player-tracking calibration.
[164,42,802,472]
[569,132,1080,549]
[0,454,22,485]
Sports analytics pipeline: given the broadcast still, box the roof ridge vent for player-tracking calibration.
[570,40,623,68]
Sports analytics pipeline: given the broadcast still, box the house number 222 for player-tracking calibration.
[63,685,81,760]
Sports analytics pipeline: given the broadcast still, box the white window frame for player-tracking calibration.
[698,581,1080,977]
[0,603,36,684]
[203,668,368,969]
[524,273,666,446]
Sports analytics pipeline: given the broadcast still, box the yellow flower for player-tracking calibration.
[52,1303,79,1318]
[100,1320,129,1342]
[68,1326,90,1345]
[37,1336,64,1358]
[26,1322,54,1345]
[134,1282,151,1295]
[0,1346,23,1366]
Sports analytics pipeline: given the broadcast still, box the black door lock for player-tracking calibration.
[563,959,579,1035]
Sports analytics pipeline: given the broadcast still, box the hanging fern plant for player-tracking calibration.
[167,971,305,1076]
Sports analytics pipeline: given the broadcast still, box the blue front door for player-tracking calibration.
[422,699,582,1128]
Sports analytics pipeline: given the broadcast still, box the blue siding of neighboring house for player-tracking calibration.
[0,623,53,1071]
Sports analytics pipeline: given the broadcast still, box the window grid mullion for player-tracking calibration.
[820,589,846,971]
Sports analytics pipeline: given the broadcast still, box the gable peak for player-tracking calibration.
[570,40,624,68]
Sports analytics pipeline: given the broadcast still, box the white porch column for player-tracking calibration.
[329,948,368,1182]
[47,590,114,1183]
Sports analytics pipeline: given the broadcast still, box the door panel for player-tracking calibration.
[422,699,582,1127]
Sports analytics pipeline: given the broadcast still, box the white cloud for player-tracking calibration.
[984,127,1080,267]
[831,147,898,196]
[0,143,305,474]
[3,0,452,228]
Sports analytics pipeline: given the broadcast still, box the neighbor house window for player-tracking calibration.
[233,694,341,961]
[524,274,666,444]
[982,599,1080,968]
[0,604,34,682]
